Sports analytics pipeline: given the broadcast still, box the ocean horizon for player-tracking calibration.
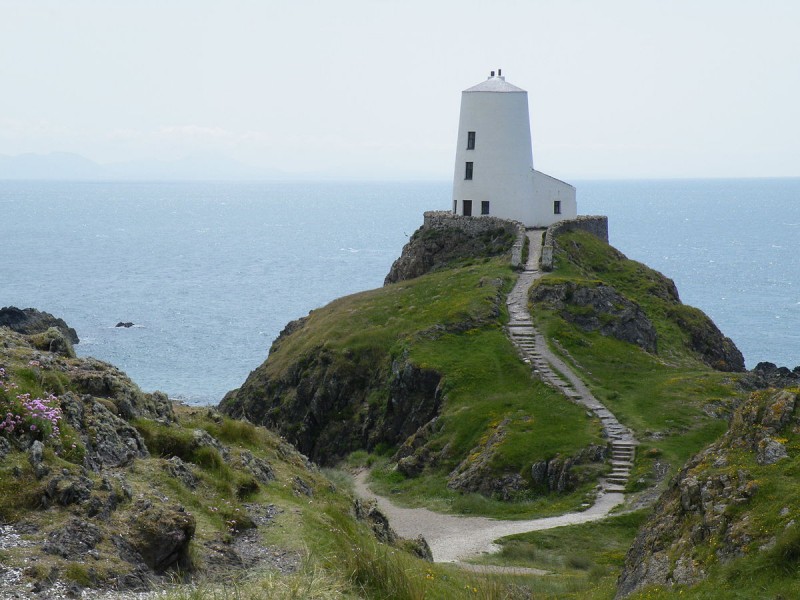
[2,177,798,404]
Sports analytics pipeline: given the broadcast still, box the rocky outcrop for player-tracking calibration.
[384,212,519,284]
[0,306,79,343]
[59,392,149,469]
[530,445,607,492]
[125,498,196,573]
[667,305,745,372]
[220,347,443,465]
[29,327,76,358]
[739,361,800,390]
[447,417,607,499]
[542,229,745,372]
[616,389,798,597]
[530,280,658,352]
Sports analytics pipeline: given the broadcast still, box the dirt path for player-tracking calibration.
[351,229,637,565]
[354,471,622,564]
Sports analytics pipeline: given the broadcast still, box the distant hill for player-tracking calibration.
[0,151,287,181]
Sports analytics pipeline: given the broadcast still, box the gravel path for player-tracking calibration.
[352,228,637,565]
[354,471,623,564]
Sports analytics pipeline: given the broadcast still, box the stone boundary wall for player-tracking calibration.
[423,211,527,268]
[540,215,609,271]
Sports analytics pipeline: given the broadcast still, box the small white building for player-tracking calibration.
[452,70,576,228]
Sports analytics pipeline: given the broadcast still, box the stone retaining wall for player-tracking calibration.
[423,211,527,268]
[540,216,609,271]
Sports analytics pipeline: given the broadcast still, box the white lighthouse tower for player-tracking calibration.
[452,70,576,227]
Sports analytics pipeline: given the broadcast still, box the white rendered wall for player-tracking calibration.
[452,86,536,225]
[532,170,577,227]
[451,75,577,228]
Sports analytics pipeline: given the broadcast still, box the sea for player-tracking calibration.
[1,178,798,405]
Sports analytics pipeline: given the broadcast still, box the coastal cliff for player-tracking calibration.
[0,314,426,598]
[220,215,749,512]
[616,387,800,598]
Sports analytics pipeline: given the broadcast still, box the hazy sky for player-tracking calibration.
[1,0,798,179]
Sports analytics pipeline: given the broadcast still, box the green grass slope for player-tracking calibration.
[531,230,746,493]
[1,326,521,599]
[222,253,605,518]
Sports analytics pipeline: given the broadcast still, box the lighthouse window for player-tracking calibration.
[463,200,472,216]
[554,200,562,215]
[467,131,475,150]
[465,162,473,180]
[481,201,490,215]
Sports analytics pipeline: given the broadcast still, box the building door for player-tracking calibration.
[463,200,472,216]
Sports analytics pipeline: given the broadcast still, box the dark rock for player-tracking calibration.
[115,322,134,328]
[385,217,519,284]
[292,476,313,497]
[0,436,10,460]
[353,498,397,544]
[530,280,658,353]
[0,306,79,343]
[404,535,433,562]
[43,473,94,506]
[86,399,149,468]
[616,389,797,597]
[238,450,275,484]
[42,518,103,558]
[125,498,196,573]
[28,440,50,479]
[220,348,443,466]
[740,362,800,390]
[668,305,745,372]
[164,456,198,489]
[191,428,229,459]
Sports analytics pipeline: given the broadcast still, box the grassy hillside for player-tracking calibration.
[0,325,529,599]
[619,388,800,599]
[222,252,606,517]
[531,230,745,494]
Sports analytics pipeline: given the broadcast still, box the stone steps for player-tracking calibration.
[504,229,639,496]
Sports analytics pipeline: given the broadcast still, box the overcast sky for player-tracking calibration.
[1,0,798,179]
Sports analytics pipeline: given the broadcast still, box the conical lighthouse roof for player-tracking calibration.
[464,74,525,93]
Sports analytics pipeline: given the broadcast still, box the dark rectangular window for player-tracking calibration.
[453,200,457,214]
[465,162,473,180]
[554,200,562,215]
[467,131,475,150]
[481,200,490,215]
[463,200,472,216]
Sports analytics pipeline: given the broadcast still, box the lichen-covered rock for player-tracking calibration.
[384,215,519,284]
[28,440,49,479]
[530,280,658,353]
[59,393,149,469]
[221,349,443,466]
[42,518,103,558]
[191,428,229,460]
[616,389,798,597]
[238,450,275,484]
[353,498,397,544]
[29,327,76,358]
[0,306,79,343]
[125,498,196,573]
[739,361,800,390]
[164,456,198,489]
[43,473,94,507]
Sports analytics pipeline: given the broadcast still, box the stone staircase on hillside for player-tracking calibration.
[505,229,637,495]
